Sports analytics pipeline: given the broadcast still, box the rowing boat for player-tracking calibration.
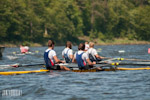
[0,67,150,75]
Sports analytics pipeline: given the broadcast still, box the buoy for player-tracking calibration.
[35,50,39,53]
[12,52,16,54]
[98,48,102,50]
[148,48,150,54]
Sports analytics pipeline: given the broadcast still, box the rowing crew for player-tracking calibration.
[44,40,104,71]
[20,45,30,54]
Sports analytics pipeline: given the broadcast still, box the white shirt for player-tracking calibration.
[85,44,89,51]
[74,51,89,64]
[62,48,73,58]
[45,49,56,64]
[24,46,29,50]
[20,46,29,53]
[87,48,98,57]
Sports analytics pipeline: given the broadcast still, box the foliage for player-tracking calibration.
[0,0,150,44]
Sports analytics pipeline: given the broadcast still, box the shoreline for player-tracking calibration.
[1,37,150,47]
[1,41,150,47]
[96,41,150,46]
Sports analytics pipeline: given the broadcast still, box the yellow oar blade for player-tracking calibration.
[117,67,150,70]
[0,69,49,75]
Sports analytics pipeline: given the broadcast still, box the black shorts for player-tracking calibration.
[46,65,61,70]
[79,65,94,70]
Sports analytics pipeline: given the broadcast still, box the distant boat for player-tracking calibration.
[118,50,125,53]
[0,46,5,58]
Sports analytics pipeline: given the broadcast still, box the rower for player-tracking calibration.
[44,40,70,71]
[62,41,73,63]
[85,42,89,51]
[87,42,104,62]
[72,43,101,70]
[20,45,29,53]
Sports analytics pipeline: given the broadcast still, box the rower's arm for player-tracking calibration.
[72,57,76,63]
[53,56,64,63]
[62,55,64,58]
[86,59,96,65]
[69,55,74,59]
[62,50,65,58]
[95,54,104,59]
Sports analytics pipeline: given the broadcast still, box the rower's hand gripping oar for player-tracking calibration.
[93,61,120,71]
[92,57,120,70]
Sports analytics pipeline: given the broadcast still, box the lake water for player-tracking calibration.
[0,44,150,100]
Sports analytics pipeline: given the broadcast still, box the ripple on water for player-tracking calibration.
[1,45,150,100]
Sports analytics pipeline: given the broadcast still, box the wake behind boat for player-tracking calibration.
[12,51,38,56]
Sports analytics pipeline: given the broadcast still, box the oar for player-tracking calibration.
[0,63,20,68]
[18,63,45,67]
[94,62,117,71]
[101,57,113,59]
[103,57,150,62]
[119,58,150,62]
[99,58,119,63]
[97,61,150,66]
[114,62,150,66]
[0,63,45,68]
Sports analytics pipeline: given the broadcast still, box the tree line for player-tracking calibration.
[0,0,150,45]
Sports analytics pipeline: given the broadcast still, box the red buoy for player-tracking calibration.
[148,48,150,54]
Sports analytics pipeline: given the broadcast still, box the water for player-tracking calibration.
[0,44,150,100]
